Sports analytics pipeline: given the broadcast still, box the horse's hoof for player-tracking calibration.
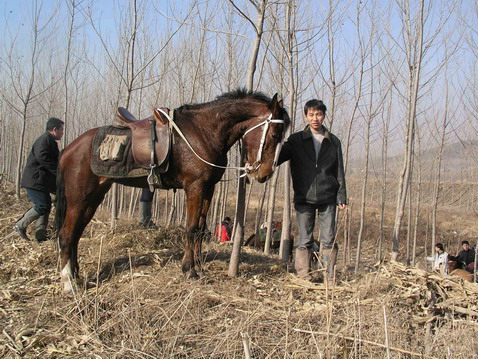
[182,268,201,280]
[61,276,80,296]
[61,281,75,296]
[188,270,199,279]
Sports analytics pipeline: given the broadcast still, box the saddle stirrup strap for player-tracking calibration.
[147,119,159,192]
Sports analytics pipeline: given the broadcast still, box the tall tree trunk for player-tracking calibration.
[229,0,268,277]
[279,0,296,262]
[326,0,337,131]
[254,183,268,249]
[264,169,280,254]
[412,145,422,266]
[62,0,78,147]
[353,0,369,273]
[431,81,449,254]
[377,94,392,260]
[391,0,425,260]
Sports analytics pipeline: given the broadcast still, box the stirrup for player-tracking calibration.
[147,165,159,192]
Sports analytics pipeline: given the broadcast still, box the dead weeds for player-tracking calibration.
[1,184,477,358]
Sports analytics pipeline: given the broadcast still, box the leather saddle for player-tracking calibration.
[113,107,171,172]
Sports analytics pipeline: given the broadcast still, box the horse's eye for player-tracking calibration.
[271,132,279,140]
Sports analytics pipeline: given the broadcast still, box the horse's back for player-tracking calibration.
[62,128,98,155]
[60,128,99,173]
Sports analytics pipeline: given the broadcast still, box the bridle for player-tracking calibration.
[242,114,285,173]
[156,108,285,175]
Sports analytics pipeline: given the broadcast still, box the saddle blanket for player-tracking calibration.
[91,126,147,178]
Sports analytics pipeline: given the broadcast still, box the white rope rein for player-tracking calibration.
[156,108,284,173]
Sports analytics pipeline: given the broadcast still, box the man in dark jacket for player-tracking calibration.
[13,117,64,242]
[456,241,475,272]
[278,99,347,282]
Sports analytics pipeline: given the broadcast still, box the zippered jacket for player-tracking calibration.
[278,125,347,206]
[21,131,60,194]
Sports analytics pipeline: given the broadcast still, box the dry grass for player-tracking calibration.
[1,183,478,358]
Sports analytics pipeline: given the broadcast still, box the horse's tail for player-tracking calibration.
[54,151,67,236]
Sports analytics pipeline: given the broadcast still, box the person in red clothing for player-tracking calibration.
[216,217,232,243]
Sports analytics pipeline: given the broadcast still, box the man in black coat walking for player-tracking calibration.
[13,117,64,242]
[278,99,347,282]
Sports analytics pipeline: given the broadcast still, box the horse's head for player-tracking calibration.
[243,93,290,183]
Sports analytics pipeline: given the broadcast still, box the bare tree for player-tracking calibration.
[376,93,392,260]
[1,1,58,198]
[430,79,450,255]
[279,0,297,262]
[229,0,268,277]
[62,0,83,147]
[411,131,423,266]
[391,0,459,260]
[354,2,390,272]
[391,0,425,260]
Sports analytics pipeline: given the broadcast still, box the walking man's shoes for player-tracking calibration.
[13,225,30,241]
[35,229,49,242]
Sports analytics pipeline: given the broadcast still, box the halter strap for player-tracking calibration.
[243,114,285,163]
[156,108,285,173]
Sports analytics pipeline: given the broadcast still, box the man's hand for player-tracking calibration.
[338,203,346,210]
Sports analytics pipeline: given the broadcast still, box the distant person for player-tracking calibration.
[216,216,232,243]
[427,243,449,275]
[258,222,267,244]
[138,188,158,229]
[13,117,64,242]
[277,99,347,282]
[272,221,281,244]
[455,240,475,273]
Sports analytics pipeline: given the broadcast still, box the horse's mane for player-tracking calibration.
[176,88,271,113]
[215,88,271,104]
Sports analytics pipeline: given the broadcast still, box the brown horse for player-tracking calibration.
[55,89,289,294]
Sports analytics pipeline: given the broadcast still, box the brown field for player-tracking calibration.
[1,181,478,359]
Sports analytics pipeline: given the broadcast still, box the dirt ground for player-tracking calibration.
[1,184,478,359]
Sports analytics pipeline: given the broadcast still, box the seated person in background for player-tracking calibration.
[258,222,267,244]
[259,221,280,246]
[216,216,232,243]
[245,221,283,250]
[456,240,476,273]
[427,243,449,275]
[272,221,282,243]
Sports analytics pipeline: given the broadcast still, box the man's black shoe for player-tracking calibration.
[35,229,49,242]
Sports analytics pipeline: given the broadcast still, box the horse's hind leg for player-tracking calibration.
[182,184,214,278]
[59,180,111,294]
[194,187,215,275]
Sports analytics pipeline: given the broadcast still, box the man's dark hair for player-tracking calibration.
[462,240,470,246]
[435,243,444,251]
[304,99,327,115]
[46,117,64,131]
[224,216,231,222]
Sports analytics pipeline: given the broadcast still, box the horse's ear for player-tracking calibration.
[271,93,279,112]
[278,99,284,108]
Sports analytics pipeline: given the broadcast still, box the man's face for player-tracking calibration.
[305,109,325,132]
[463,243,470,251]
[51,125,64,141]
